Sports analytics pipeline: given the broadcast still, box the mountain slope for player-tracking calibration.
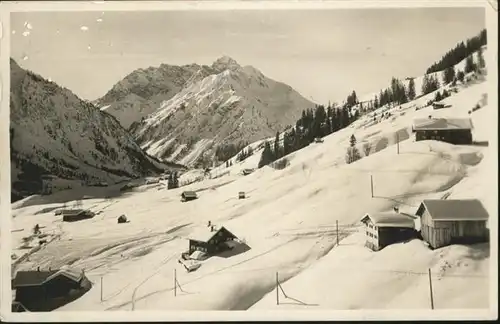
[10,42,492,313]
[94,63,217,129]
[130,56,315,166]
[9,59,178,202]
[10,78,491,312]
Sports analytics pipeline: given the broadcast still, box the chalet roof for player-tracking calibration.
[46,267,83,283]
[61,209,86,216]
[188,226,236,243]
[413,118,473,131]
[12,270,58,287]
[418,199,489,221]
[361,212,415,228]
[12,267,84,287]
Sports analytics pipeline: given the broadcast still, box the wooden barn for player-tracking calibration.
[415,199,490,249]
[412,117,473,145]
[11,267,92,312]
[360,211,417,251]
[61,209,95,222]
[181,191,198,202]
[188,226,238,256]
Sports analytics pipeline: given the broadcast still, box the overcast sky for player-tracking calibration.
[11,8,485,104]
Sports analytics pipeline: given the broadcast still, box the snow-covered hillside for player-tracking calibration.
[358,46,488,104]
[10,67,493,313]
[9,59,181,202]
[122,56,315,167]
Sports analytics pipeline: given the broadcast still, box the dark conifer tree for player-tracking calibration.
[464,55,476,73]
[477,47,486,69]
[442,66,456,84]
[258,141,274,168]
[426,29,486,74]
[273,131,281,159]
[346,134,361,164]
[407,78,416,101]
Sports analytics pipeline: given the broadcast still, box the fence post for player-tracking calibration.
[174,269,177,297]
[276,272,279,305]
[428,268,434,309]
[370,175,374,198]
[336,220,339,246]
[100,276,103,302]
[397,133,400,154]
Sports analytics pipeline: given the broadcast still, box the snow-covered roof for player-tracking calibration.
[12,267,84,287]
[60,209,87,216]
[12,270,58,287]
[46,267,84,283]
[188,226,236,243]
[417,199,489,221]
[413,118,473,131]
[182,191,197,198]
[361,212,415,228]
[188,226,218,242]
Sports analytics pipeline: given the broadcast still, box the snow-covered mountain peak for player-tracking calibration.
[212,55,241,72]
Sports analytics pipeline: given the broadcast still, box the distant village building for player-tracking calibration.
[432,102,451,110]
[61,209,95,222]
[412,117,473,145]
[11,267,92,312]
[415,199,489,249]
[238,191,246,199]
[360,211,417,251]
[242,168,254,176]
[187,226,239,256]
[181,191,198,202]
[145,178,160,185]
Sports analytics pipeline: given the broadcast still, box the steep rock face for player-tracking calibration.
[95,63,217,129]
[9,59,179,202]
[130,56,315,167]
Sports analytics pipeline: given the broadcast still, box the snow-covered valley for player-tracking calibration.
[10,71,494,313]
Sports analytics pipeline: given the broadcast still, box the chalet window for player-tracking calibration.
[366,231,370,236]
[374,235,377,239]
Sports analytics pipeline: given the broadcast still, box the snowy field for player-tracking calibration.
[10,69,495,313]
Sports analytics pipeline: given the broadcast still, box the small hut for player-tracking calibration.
[117,215,128,224]
[238,191,246,199]
[61,209,95,222]
[181,191,198,202]
[242,169,254,176]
